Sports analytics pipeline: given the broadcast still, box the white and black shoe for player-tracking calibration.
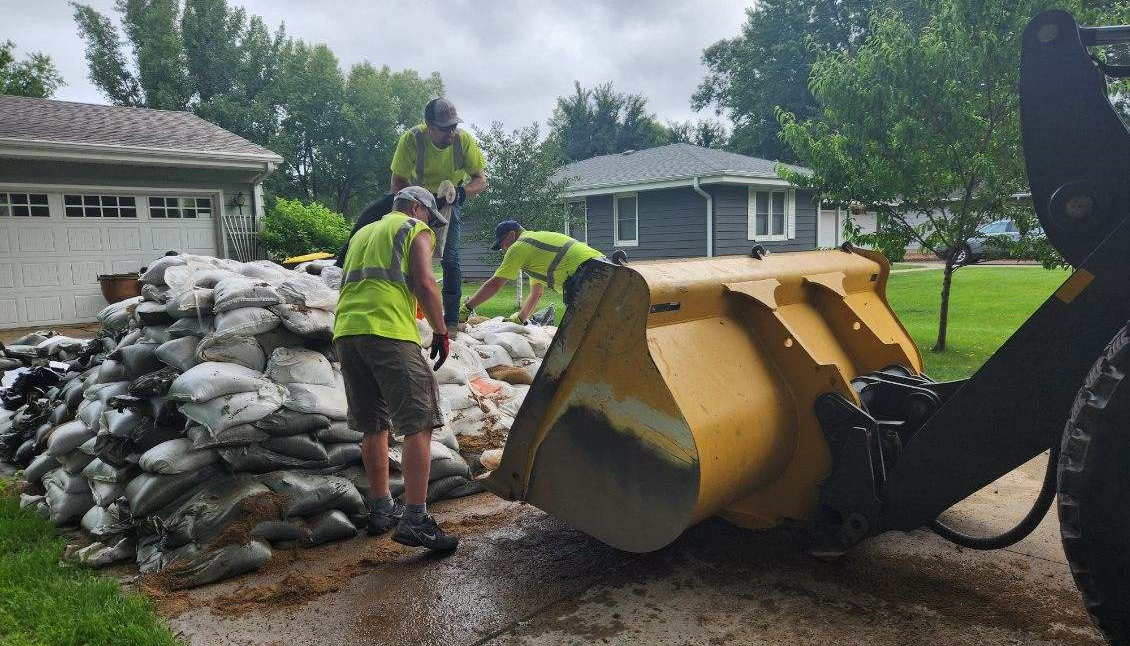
[392,513,459,551]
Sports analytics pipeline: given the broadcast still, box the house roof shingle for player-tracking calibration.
[554,142,808,192]
[0,95,282,161]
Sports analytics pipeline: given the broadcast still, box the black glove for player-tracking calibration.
[434,192,449,209]
[455,185,467,205]
[430,332,450,370]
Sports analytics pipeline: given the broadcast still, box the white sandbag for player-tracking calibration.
[213,276,281,312]
[167,316,215,339]
[473,344,515,369]
[167,362,273,403]
[269,304,333,339]
[73,536,135,568]
[416,318,434,347]
[283,383,347,419]
[264,347,334,386]
[180,386,287,433]
[46,420,94,456]
[165,288,214,318]
[254,327,306,357]
[438,383,478,412]
[141,255,189,285]
[319,265,342,290]
[81,504,134,538]
[126,463,223,516]
[156,336,201,372]
[214,307,280,336]
[139,438,219,474]
[524,326,555,356]
[277,274,336,311]
[196,333,266,371]
[483,332,536,360]
[239,260,291,283]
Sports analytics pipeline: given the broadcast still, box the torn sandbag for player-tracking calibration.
[214,307,280,337]
[81,503,134,539]
[142,284,170,304]
[126,463,223,516]
[195,333,266,371]
[167,362,274,403]
[264,347,334,386]
[127,367,179,398]
[135,301,174,326]
[180,386,287,433]
[269,510,357,549]
[139,438,219,474]
[159,475,275,548]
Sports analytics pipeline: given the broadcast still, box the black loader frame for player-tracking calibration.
[810,11,1130,645]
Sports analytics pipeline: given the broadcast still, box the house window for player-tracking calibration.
[613,193,638,246]
[148,196,212,219]
[0,193,50,217]
[64,194,138,218]
[748,188,795,241]
[565,199,588,242]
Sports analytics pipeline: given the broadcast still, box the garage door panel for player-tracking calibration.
[22,262,60,288]
[17,227,55,252]
[0,229,9,254]
[25,296,62,323]
[109,227,142,251]
[0,300,16,325]
[112,259,143,274]
[67,227,105,252]
[71,261,104,285]
[152,227,184,251]
[186,227,215,251]
[0,264,13,289]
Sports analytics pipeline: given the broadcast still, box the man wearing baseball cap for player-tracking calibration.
[390,98,488,336]
[334,185,459,552]
[458,220,605,324]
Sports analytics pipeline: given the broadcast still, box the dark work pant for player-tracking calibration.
[441,203,462,325]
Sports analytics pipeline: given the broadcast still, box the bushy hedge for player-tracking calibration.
[261,198,350,260]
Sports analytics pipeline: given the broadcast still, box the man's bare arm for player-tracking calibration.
[465,276,508,310]
[519,283,544,321]
[391,174,412,193]
[463,172,487,198]
[408,234,446,335]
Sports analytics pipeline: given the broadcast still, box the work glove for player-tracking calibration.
[434,192,449,209]
[430,332,450,370]
[506,311,527,325]
[458,299,474,323]
[455,185,468,205]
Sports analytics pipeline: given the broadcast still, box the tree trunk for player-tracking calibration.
[933,261,955,352]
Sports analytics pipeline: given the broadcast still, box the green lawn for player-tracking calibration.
[460,265,1070,382]
[885,266,1071,380]
[0,481,178,646]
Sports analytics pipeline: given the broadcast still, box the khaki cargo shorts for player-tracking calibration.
[335,335,442,436]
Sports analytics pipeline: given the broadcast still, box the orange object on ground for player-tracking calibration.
[469,377,502,397]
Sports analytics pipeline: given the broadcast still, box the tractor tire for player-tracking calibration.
[1059,323,1130,646]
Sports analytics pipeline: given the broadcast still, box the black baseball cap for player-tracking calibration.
[424,98,462,128]
[493,220,523,250]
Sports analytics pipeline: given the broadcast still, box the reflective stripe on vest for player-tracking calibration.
[515,236,576,290]
[342,218,419,286]
[414,127,464,183]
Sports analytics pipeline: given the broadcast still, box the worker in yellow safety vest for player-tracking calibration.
[458,220,606,324]
[333,186,458,552]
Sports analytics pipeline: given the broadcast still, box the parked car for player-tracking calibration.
[950,219,1043,265]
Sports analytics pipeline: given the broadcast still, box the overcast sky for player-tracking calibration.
[7,0,752,132]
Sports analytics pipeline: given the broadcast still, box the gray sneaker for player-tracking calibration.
[366,499,404,535]
[392,514,459,551]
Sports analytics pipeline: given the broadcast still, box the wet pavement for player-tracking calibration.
[156,454,1102,646]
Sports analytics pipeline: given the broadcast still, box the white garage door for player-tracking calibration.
[0,188,221,329]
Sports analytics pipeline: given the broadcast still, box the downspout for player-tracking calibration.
[692,176,713,257]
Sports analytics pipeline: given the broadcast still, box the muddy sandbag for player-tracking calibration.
[142,283,170,303]
[196,333,266,371]
[315,422,362,444]
[483,332,535,360]
[97,296,142,331]
[76,400,104,428]
[167,316,215,339]
[132,422,184,454]
[264,347,334,386]
[135,301,174,326]
[269,304,333,339]
[142,325,173,345]
[139,438,219,474]
[180,386,286,434]
[72,535,136,568]
[262,510,356,549]
[81,503,134,538]
[473,344,515,370]
[24,453,60,481]
[94,359,130,385]
[82,458,139,483]
[159,474,275,548]
[426,474,475,503]
[434,426,460,452]
[254,327,306,358]
[128,366,180,398]
[44,469,93,525]
[100,409,153,439]
[213,276,281,312]
[214,307,280,337]
[57,449,95,473]
[238,260,289,282]
[159,540,273,590]
[126,463,223,517]
[167,362,273,403]
[156,336,201,372]
[46,420,94,456]
[187,422,270,449]
[114,342,164,378]
[325,442,362,467]
[90,479,126,507]
[283,383,347,419]
[264,434,328,461]
[444,478,486,499]
[428,442,471,480]
[253,409,330,437]
[165,288,215,318]
[216,444,325,473]
[277,274,336,310]
[141,254,188,285]
[486,364,534,385]
[259,471,366,518]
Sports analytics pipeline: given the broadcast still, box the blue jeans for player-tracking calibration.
[441,204,462,325]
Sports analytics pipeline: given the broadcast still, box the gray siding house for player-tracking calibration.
[0,95,282,329]
[462,143,823,279]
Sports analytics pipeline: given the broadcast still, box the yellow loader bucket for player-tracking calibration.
[481,248,923,552]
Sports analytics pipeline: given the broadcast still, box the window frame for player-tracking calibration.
[613,192,639,247]
[147,195,213,220]
[63,194,139,219]
[565,199,588,243]
[747,187,796,242]
[0,192,50,218]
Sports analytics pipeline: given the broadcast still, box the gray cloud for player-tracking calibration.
[6,0,750,132]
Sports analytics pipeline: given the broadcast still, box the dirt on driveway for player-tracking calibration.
[134,454,1100,646]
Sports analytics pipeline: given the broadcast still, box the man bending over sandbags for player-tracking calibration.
[459,220,606,324]
[334,186,458,551]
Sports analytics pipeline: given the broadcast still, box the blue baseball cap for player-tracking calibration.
[492,220,523,250]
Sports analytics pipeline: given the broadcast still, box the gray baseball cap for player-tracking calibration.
[395,186,444,226]
[424,97,462,128]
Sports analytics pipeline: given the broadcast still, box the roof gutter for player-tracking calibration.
[0,137,284,170]
[692,176,713,257]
